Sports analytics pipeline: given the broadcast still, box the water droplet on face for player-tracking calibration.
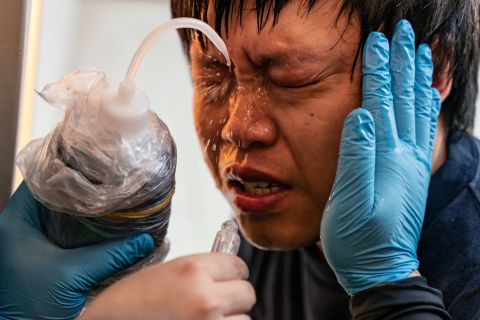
[204,139,211,152]
[238,139,245,149]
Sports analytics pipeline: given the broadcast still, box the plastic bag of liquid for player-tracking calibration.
[17,68,176,290]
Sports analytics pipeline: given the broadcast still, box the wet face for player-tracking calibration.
[190,0,362,250]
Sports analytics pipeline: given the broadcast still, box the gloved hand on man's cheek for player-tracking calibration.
[321,20,441,295]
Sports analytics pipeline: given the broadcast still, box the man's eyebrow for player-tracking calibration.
[248,49,323,68]
[195,46,325,68]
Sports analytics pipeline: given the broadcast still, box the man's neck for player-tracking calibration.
[431,112,448,176]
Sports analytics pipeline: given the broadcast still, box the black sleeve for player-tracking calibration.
[350,276,451,320]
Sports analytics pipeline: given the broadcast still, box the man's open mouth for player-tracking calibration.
[224,166,291,212]
[229,180,287,195]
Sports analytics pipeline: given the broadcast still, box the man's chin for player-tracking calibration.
[237,214,319,251]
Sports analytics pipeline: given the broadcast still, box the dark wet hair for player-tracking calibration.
[171,0,479,132]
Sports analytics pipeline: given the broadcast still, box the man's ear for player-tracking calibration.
[430,35,454,103]
[432,71,453,103]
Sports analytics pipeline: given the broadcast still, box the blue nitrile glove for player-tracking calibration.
[0,182,154,319]
[320,20,441,295]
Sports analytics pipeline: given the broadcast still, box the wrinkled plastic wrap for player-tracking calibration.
[16,68,176,292]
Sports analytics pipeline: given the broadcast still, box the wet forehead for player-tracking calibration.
[203,0,359,68]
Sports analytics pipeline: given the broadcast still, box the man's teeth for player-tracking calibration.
[243,182,283,195]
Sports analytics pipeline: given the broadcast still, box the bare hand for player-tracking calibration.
[79,253,256,320]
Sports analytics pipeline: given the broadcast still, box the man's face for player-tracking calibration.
[190,0,362,250]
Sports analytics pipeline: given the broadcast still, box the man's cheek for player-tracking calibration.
[195,125,223,188]
[194,105,229,178]
[196,120,221,165]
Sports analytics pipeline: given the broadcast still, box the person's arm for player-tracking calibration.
[351,276,450,320]
[320,20,450,318]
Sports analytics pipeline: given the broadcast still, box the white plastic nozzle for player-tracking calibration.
[118,80,136,101]
[98,81,150,137]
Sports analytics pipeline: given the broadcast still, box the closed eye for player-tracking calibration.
[272,78,322,89]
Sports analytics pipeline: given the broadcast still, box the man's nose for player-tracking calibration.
[221,88,277,150]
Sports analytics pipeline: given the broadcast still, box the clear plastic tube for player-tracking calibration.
[125,17,230,84]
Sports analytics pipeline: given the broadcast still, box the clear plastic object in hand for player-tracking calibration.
[16,18,231,293]
[211,220,241,255]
